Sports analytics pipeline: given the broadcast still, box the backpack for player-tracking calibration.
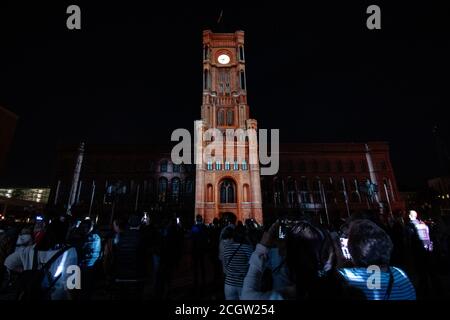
[13,246,71,301]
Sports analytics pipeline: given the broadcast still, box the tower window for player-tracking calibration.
[233,161,239,170]
[240,70,246,90]
[225,162,230,170]
[239,46,245,61]
[203,70,210,90]
[216,161,222,170]
[203,45,209,60]
[226,110,234,126]
[207,161,213,170]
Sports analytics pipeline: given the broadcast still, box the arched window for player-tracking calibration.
[160,160,168,173]
[240,70,246,90]
[243,184,250,202]
[173,164,180,173]
[158,177,168,202]
[220,179,236,203]
[226,109,234,126]
[207,161,213,171]
[207,184,213,202]
[203,69,209,90]
[185,178,193,194]
[233,161,239,170]
[203,45,209,60]
[239,46,245,61]
[225,161,230,170]
[218,109,225,126]
[216,161,222,170]
[171,178,180,203]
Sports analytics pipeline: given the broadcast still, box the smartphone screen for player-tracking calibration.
[278,225,287,239]
[340,237,351,260]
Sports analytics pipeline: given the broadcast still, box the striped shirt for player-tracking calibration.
[223,242,254,287]
[338,266,416,300]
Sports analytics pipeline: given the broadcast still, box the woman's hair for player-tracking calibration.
[347,219,393,267]
[286,221,336,298]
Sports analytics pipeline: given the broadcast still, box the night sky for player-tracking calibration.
[0,1,449,189]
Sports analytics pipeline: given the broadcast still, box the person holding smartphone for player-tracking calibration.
[241,220,340,300]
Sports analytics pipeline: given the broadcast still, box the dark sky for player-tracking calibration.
[0,1,449,190]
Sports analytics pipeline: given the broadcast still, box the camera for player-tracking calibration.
[340,237,352,260]
[277,218,301,239]
[278,223,288,239]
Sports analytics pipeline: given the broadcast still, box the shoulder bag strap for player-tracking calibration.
[383,267,394,300]
[226,243,242,269]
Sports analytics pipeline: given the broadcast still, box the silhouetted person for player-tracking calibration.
[339,219,416,300]
[242,221,339,300]
[208,218,222,291]
[191,214,208,297]
[154,217,181,299]
[108,215,146,300]
[223,225,254,300]
[68,219,101,300]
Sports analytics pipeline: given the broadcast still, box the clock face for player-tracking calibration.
[217,54,230,65]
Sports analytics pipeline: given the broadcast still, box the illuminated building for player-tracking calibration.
[47,31,405,225]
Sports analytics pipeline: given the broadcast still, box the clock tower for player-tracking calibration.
[195,30,263,224]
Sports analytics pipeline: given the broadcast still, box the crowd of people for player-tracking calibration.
[0,208,449,300]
